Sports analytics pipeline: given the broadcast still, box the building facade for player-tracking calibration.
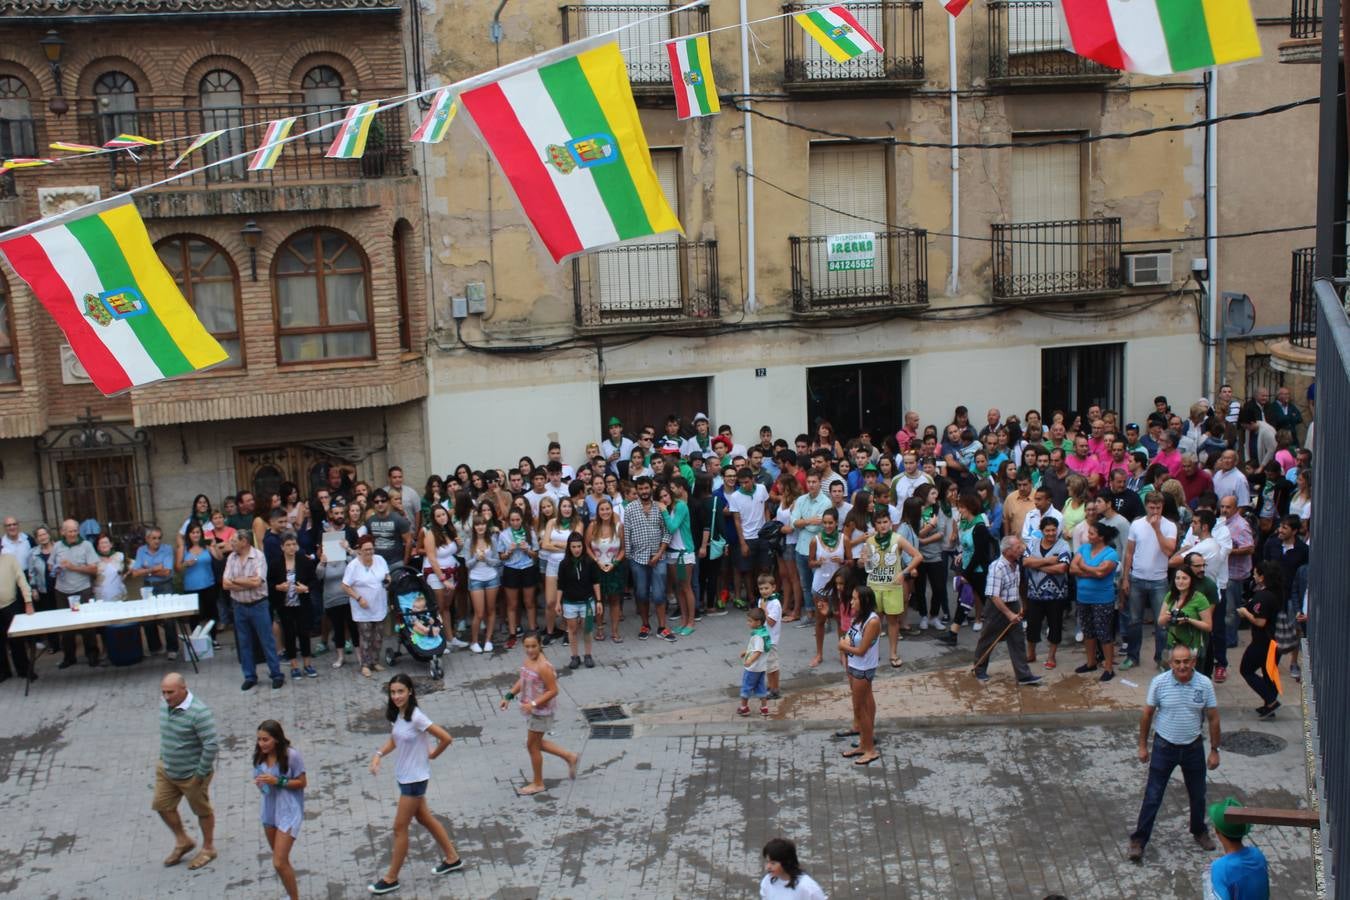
[0,0,428,536]
[415,0,1317,471]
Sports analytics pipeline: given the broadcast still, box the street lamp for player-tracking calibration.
[39,30,67,116]
[240,220,263,281]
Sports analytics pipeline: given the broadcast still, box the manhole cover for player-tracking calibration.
[582,704,628,723]
[1223,730,1287,757]
[589,724,634,739]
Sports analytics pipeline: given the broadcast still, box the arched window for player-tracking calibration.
[0,272,17,384]
[273,228,372,363]
[199,70,245,180]
[301,65,344,147]
[156,236,243,368]
[0,76,36,158]
[93,71,138,144]
[393,220,413,351]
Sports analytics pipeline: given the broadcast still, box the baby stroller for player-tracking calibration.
[385,564,448,680]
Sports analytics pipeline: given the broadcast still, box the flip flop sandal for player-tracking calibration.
[1044,660,1057,669]
[163,842,195,867]
[854,754,881,766]
[186,849,217,871]
[890,657,904,669]
[841,748,865,758]
[833,729,860,738]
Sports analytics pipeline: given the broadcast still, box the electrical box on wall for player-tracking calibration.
[451,297,468,319]
[466,281,487,315]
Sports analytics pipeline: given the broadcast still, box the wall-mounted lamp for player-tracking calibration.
[240,219,263,281]
[39,30,68,116]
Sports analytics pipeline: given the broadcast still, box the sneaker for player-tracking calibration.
[693,610,705,622]
[1194,831,1217,852]
[584,655,595,668]
[568,656,581,669]
[937,631,958,647]
[939,615,951,628]
[760,705,770,717]
[241,679,258,691]
[1259,700,1281,719]
[449,637,470,649]
[658,628,677,643]
[291,669,302,680]
[1075,630,1084,643]
[638,626,651,640]
[1120,658,1137,671]
[368,879,401,895]
[705,606,730,617]
[972,622,983,632]
[930,618,944,631]
[919,615,929,630]
[1017,675,1043,686]
[271,676,285,690]
[1213,666,1228,684]
[304,666,318,678]
[483,640,494,653]
[1100,670,1115,683]
[1291,663,1302,682]
[1074,664,1099,674]
[1127,839,1144,862]
[974,671,990,682]
[167,652,178,661]
[506,636,518,650]
[796,616,814,628]
[767,690,781,700]
[540,633,554,647]
[470,642,483,654]
[344,641,355,653]
[732,598,749,610]
[432,858,464,875]
[313,641,328,655]
[736,705,751,717]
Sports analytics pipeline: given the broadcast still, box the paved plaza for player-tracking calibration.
[0,614,1317,899]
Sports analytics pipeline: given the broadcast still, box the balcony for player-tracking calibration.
[991,218,1122,301]
[571,239,720,330]
[782,1,923,92]
[1268,246,1326,375]
[1281,0,1338,62]
[987,1,1118,84]
[560,3,711,93]
[789,230,928,315]
[71,102,408,193]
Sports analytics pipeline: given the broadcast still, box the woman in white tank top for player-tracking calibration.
[839,586,882,767]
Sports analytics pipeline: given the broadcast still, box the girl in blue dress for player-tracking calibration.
[253,720,308,900]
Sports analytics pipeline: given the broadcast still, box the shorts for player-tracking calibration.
[501,567,535,590]
[398,779,429,797]
[468,576,500,591]
[527,713,553,734]
[543,555,562,579]
[740,668,768,699]
[734,538,772,574]
[152,762,214,817]
[666,550,695,567]
[847,665,876,682]
[872,582,905,616]
[812,589,833,615]
[764,646,780,674]
[1078,603,1118,642]
[562,601,588,620]
[425,566,457,591]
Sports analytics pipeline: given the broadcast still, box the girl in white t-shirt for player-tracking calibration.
[760,838,828,899]
[367,673,463,895]
[93,534,126,602]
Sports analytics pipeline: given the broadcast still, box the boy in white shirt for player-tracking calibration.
[757,573,783,699]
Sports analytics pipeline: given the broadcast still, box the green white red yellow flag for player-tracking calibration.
[0,200,228,395]
[248,118,295,171]
[665,35,720,119]
[1058,0,1261,74]
[50,141,101,155]
[458,41,682,264]
[104,134,163,150]
[170,130,225,169]
[1,158,54,172]
[411,88,456,144]
[793,5,883,62]
[326,102,380,158]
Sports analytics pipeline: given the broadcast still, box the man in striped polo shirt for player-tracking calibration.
[154,673,219,871]
[1128,644,1221,862]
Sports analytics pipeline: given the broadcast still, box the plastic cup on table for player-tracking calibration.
[141,586,154,601]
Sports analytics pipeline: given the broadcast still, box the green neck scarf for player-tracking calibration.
[752,625,772,653]
[511,527,527,543]
[820,530,840,549]
[874,531,893,549]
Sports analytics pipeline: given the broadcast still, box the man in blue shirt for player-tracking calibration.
[132,527,179,658]
[1204,797,1269,899]
[1128,643,1222,861]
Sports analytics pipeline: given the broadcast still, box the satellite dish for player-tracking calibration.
[1223,292,1255,336]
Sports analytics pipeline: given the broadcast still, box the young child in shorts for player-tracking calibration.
[756,573,783,699]
[738,608,771,718]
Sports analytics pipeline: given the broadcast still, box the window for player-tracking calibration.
[807,360,905,443]
[807,142,891,295]
[156,236,242,368]
[273,228,372,363]
[393,220,413,351]
[579,1,670,83]
[0,76,36,158]
[58,455,139,536]
[1245,354,1281,403]
[1008,0,1064,54]
[301,65,344,147]
[1041,343,1123,418]
[199,70,245,181]
[593,149,681,313]
[93,71,138,144]
[0,274,16,384]
[1012,135,1082,224]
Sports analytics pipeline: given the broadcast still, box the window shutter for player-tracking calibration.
[809,143,887,233]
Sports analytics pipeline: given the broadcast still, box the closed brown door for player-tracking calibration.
[600,376,709,438]
[235,444,354,502]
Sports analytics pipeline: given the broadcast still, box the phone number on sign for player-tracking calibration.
[827,259,875,271]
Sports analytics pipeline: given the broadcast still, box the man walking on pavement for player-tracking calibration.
[1128,644,1221,862]
[154,672,219,871]
[972,536,1042,686]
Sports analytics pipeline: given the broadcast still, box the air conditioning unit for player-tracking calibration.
[1124,251,1173,287]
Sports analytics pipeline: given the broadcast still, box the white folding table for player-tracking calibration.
[9,594,202,696]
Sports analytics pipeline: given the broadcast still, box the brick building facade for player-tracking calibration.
[0,0,428,535]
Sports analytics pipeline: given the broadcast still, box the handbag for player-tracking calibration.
[708,496,727,560]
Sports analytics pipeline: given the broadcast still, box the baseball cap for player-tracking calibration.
[1208,797,1252,840]
[863,463,878,473]
[657,437,681,455]
[607,416,622,427]
[692,412,709,423]
[1125,422,1141,432]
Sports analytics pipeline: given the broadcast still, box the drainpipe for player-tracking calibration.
[1204,67,1218,399]
[491,0,508,44]
[739,0,757,313]
[946,14,959,296]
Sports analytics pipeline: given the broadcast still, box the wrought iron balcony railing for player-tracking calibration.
[1291,247,1317,348]
[70,101,407,190]
[789,230,928,314]
[991,217,1123,300]
[560,3,711,87]
[572,239,720,329]
[1291,0,1322,37]
[782,1,924,90]
[987,0,1118,81]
